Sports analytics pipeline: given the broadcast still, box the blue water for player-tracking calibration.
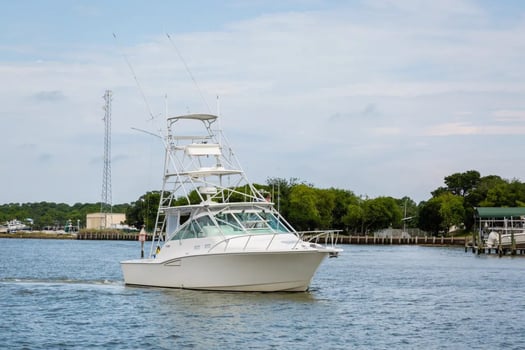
[1,239,525,349]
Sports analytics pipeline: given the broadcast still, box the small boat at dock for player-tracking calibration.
[486,230,525,249]
[120,113,341,291]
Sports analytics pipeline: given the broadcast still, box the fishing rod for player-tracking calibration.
[166,32,212,114]
[112,33,160,121]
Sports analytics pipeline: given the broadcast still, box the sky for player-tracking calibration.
[1,0,525,205]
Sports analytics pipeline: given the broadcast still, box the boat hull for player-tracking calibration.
[120,250,330,292]
[486,231,525,248]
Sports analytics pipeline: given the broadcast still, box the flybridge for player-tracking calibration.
[154,113,266,241]
[167,113,217,121]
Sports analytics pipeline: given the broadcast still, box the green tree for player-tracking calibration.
[480,183,511,207]
[461,175,505,229]
[443,170,481,197]
[342,203,364,233]
[418,199,442,235]
[396,197,418,229]
[125,191,160,231]
[314,188,336,229]
[362,197,402,233]
[287,184,320,231]
[430,170,484,232]
[330,188,360,230]
[438,193,465,234]
[266,177,302,220]
[418,193,464,234]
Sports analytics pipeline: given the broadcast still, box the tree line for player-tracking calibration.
[2,170,525,235]
[0,202,130,230]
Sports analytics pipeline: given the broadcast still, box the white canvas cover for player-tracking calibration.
[185,143,221,156]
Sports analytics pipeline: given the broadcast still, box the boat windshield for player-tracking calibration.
[170,215,215,240]
[170,210,291,241]
[217,211,291,235]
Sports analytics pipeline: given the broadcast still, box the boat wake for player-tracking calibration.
[0,277,123,287]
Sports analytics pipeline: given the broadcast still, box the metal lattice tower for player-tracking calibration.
[100,90,113,226]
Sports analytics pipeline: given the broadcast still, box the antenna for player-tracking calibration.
[166,32,211,113]
[164,93,168,117]
[216,95,222,141]
[101,90,113,228]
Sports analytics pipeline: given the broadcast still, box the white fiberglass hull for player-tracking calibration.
[486,232,525,248]
[121,250,331,292]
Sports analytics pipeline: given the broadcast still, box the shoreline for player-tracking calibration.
[0,232,76,239]
[1,232,468,246]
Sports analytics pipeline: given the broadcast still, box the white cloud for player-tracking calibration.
[423,122,479,136]
[492,109,525,122]
[372,127,402,136]
[424,122,525,136]
[1,1,525,204]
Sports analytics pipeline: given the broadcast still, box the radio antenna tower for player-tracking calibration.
[100,90,113,227]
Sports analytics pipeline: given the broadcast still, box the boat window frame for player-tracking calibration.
[170,214,214,241]
[168,206,293,241]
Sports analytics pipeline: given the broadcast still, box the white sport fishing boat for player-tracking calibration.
[121,113,341,291]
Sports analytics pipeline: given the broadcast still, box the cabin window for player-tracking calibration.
[231,211,282,234]
[194,216,215,237]
[171,215,215,240]
[170,211,291,239]
[263,213,291,233]
[215,213,243,233]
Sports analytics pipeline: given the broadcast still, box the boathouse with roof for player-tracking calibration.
[474,207,525,239]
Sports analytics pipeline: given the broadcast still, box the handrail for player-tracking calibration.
[243,235,253,250]
[206,232,280,253]
[265,233,277,251]
[296,230,342,248]
[206,230,342,254]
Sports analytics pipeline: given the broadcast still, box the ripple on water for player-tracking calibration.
[2,241,525,349]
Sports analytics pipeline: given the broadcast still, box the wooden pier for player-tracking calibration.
[466,244,525,256]
[76,231,153,241]
[337,235,466,246]
[75,232,467,246]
